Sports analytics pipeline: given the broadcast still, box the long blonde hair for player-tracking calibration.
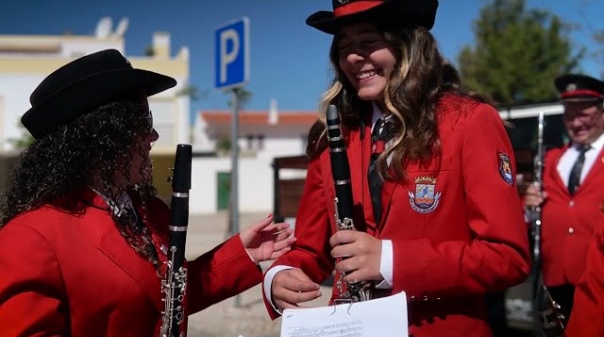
[308,25,457,181]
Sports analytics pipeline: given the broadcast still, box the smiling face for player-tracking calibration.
[336,23,397,106]
[563,101,604,146]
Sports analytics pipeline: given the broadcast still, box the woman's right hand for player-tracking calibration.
[524,182,547,208]
[271,269,322,311]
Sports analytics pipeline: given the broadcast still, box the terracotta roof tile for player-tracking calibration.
[201,110,317,125]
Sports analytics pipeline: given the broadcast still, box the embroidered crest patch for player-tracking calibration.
[408,176,441,213]
[498,152,514,186]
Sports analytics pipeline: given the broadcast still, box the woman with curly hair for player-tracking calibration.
[0,49,295,337]
[261,1,530,336]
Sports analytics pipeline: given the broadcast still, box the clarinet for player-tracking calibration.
[326,104,372,303]
[530,112,565,337]
[160,144,192,337]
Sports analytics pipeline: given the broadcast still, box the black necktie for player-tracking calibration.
[568,145,590,195]
[368,118,385,223]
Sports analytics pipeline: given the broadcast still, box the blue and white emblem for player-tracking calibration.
[408,176,441,213]
[498,152,514,186]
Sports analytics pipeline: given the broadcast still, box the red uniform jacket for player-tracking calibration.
[565,225,604,336]
[264,95,530,337]
[566,222,604,337]
[540,146,604,286]
[0,188,261,337]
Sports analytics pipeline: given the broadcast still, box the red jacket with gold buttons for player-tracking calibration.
[539,146,604,287]
[0,188,261,337]
[263,94,530,337]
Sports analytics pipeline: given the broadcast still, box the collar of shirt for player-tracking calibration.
[574,131,604,154]
[88,186,133,218]
[370,102,393,133]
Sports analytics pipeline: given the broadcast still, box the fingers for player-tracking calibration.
[272,223,293,239]
[523,183,548,207]
[269,247,291,260]
[247,214,274,233]
[329,230,362,248]
[273,235,296,251]
[272,270,321,310]
[330,243,353,259]
[334,257,378,282]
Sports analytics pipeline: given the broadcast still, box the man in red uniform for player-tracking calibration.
[524,73,604,325]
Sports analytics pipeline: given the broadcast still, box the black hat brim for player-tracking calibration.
[554,74,604,103]
[306,0,438,34]
[21,68,176,139]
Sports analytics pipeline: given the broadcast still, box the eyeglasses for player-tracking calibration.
[146,110,154,133]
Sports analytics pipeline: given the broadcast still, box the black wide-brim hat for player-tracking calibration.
[306,0,439,34]
[21,49,177,139]
[554,74,604,104]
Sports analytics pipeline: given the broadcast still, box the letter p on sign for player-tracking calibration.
[214,17,250,91]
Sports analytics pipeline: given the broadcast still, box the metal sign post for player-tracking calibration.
[214,17,250,308]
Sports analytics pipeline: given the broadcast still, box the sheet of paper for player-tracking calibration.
[280,291,408,337]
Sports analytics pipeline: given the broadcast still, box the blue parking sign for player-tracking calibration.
[214,17,250,90]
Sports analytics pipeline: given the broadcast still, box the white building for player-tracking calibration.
[0,17,190,155]
[190,99,317,214]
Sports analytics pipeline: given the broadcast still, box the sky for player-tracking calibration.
[0,0,602,120]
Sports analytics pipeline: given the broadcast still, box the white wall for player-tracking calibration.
[0,74,42,150]
[189,156,276,214]
[189,155,308,214]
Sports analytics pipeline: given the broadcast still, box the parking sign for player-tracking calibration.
[214,17,250,90]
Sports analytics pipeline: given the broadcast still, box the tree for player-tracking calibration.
[225,87,252,108]
[457,0,583,106]
[176,85,205,101]
[8,123,35,150]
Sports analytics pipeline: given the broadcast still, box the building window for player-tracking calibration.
[257,134,265,150]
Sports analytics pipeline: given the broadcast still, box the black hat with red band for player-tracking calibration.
[554,74,604,104]
[306,0,439,34]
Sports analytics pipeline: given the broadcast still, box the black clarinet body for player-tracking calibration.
[326,104,372,302]
[160,144,192,337]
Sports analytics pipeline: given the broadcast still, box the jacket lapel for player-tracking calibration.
[355,123,378,235]
[550,146,568,195]
[86,192,163,313]
[578,146,604,191]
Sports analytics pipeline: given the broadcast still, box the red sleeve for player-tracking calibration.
[147,197,262,314]
[267,155,334,281]
[262,155,335,318]
[392,104,531,297]
[0,223,67,337]
[186,234,262,314]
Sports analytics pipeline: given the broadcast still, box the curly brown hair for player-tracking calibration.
[307,25,481,181]
[0,97,161,270]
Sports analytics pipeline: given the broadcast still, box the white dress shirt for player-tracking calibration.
[557,132,604,187]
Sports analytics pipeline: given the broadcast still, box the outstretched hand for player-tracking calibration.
[240,214,296,263]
